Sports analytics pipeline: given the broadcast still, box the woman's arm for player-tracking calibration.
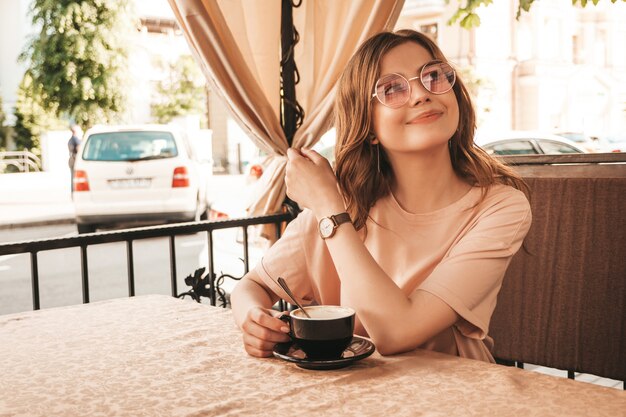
[308,206,459,355]
[285,148,458,354]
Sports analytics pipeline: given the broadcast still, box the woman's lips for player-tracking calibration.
[407,111,443,124]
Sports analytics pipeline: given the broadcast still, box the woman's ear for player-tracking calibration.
[369,132,379,145]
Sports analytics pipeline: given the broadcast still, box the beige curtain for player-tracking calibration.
[168,0,404,222]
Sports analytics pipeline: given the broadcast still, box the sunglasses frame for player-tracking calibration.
[371,60,456,109]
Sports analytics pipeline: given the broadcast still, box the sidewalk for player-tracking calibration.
[0,171,75,229]
[0,172,250,230]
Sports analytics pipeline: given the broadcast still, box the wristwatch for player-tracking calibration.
[318,212,352,239]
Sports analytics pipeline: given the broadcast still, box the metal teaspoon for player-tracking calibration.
[277,277,312,318]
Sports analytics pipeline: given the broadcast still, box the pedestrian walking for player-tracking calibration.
[68,124,82,192]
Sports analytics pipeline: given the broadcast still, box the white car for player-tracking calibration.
[593,133,626,153]
[73,125,211,234]
[552,131,598,153]
[475,131,586,156]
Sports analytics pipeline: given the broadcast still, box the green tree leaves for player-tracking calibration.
[20,0,135,130]
[450,0,625,29]
[151,55,207,125]
[448,0,490,29]
[517,0,534,19]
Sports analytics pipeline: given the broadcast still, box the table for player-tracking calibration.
[0,295,623,416]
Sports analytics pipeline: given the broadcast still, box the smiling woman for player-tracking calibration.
[231,29,532,363]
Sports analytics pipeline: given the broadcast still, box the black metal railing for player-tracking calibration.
[0,211,295,311]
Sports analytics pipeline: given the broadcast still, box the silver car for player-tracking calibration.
[475,131,586,156]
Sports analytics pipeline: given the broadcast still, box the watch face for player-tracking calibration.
[319,217,335,238]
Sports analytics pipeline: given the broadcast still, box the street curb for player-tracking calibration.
[0,218,75,231]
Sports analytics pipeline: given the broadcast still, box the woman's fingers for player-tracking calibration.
[244,317,290,343]
[299,148,327,165]
[286,147,303,161]
[241,307,291,357]
[287,147,328,167]
[248,306,290,332]
[285,147,341,213]
[242,329,288,353]
[243,343,273,358]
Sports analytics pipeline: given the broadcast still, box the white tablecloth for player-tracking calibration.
[0,295,623,416]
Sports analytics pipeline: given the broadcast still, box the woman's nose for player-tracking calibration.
[408,76,431,106]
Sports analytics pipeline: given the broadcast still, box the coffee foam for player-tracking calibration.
[292,306,354,320]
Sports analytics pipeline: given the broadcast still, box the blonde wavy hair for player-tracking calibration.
[334,29,528,230]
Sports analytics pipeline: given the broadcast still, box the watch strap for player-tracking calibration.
[331,212,351,227]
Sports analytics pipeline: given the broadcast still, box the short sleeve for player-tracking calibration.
[418,188,532,339]
[252,210,316,305]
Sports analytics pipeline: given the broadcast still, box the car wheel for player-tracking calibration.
[77,223,96,234]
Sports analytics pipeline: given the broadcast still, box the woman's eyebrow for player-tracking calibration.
[380,61,432,78]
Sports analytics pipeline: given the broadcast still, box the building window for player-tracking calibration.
[420,23,438,41]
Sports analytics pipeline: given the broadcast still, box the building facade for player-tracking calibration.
[2,0,624,166]
[397,0,626,136]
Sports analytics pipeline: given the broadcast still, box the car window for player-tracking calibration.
[483,140,539,155]
[557,133,586,143]
[82,131,178,162]
[537,140,582,154]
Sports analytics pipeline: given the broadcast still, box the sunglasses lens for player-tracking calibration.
[421,62,455,94]
[375,74,410,108]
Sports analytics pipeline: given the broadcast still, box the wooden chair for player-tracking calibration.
[490,153,626,385]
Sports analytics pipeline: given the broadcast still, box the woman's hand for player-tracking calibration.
[285,148,344,216]
[240,306,291,357]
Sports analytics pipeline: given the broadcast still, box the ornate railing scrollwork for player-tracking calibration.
[178,258,247,308]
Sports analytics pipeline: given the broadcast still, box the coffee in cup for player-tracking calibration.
[281,305,355,360]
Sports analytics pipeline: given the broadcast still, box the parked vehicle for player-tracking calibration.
[72,125,211,233]
[552,131,598,152]
[592,133,626,153]
[318,129,586,161]
[475,131,586,156]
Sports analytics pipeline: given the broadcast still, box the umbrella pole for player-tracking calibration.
[280,0,303,147]
[280,0,303,214]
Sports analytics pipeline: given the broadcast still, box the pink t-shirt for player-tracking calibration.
[254,184,532,362]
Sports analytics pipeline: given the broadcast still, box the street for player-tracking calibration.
[0,223,266,315]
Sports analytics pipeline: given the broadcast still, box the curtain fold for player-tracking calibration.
[168,0,405,225]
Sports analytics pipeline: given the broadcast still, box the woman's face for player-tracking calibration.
[371,42,459,155]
